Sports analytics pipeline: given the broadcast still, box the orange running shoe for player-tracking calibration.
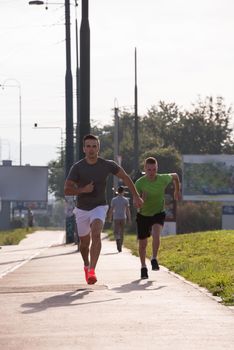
[87,268,97,285]
[84,266,89,282]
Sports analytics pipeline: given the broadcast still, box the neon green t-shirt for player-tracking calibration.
[135,174,172,216]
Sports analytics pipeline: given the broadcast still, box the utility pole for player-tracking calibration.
[65,0,74,243]
[79,0,90,160]
[65,0,74,176]
[75,0,80,161]
[29,0,74,242]
[114,106,119,191]
[133,47,139,178]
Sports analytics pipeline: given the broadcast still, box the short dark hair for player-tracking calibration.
[83,134,99,146]
[117,186,124,194]
[145,157,157,165]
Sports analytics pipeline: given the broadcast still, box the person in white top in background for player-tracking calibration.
[108,186,131,252]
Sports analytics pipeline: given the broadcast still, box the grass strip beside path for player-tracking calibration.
[108,229,234,306]
[0,228,35,245]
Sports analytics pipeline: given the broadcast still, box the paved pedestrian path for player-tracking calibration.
[0,230,65,278]
[0,230,233,350]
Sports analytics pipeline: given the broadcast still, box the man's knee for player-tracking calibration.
[80,234,90,247]
[91,219,103,235]
[152,224,162,237]
[139,238,147,249]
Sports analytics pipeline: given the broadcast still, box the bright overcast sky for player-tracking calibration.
[0,0,234,166]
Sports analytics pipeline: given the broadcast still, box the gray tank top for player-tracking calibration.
[111,195,129,219]
[67,157,120,210]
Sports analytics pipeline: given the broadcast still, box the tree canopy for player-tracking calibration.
[48,96,234,199]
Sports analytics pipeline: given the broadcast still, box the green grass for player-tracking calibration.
[0,226,64,246]
[0,228,36,245]
[106,229,234,306]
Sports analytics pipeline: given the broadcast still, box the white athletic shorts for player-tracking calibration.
[73,205,109,237]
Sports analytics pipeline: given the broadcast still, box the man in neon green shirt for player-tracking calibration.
[135,157,180,279]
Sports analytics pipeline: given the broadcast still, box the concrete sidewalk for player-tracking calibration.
[0,230,233,350]
[0,230,65,278]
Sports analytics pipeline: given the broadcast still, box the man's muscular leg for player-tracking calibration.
[90,219,103,269]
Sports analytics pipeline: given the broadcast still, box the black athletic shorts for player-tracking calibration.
[136,212,166,240]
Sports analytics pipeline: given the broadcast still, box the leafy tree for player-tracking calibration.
[48,156,64,199]
[47,95,234,200]
[190,96,234,153]
[142,101,181,150]
[97,111,136,174]
[144,96,234,154]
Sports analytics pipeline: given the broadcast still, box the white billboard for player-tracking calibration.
[182,155,234,201]
[0,166,48,201]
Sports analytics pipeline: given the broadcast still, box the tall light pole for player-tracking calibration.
[29,0,74,243]
[114,100,120,191]
[64,0,74,177]
[75,0,80,161]
[134,47,139,178]
[79,0,90,160]
[29,0,74,174]
[0,79,22,166]
[29,0,80,164]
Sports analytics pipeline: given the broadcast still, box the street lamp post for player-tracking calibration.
[0,79,22,166]
[75,0,80,161]
[79,0,90,160]
[64,0,74,177]
[29,0,74,175]
[29,0,74,243]
[134,48,139,178]
[33,0,90,164]
[114,101,120,191]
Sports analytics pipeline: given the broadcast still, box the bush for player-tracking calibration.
[34,214,52,227]
[177,201,222,234]
[10,218,24,229]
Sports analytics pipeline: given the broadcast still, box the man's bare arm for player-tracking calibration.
[115,168,143,208]
[126,207,132,223]
[170,173,181,201]
[64,179,94,196]
[107,207,113,222]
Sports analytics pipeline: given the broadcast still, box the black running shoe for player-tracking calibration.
[151,258,160,270]
[141,267,148,279]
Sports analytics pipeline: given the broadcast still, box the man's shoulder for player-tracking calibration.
[73,158,85,167]
[158,173,172,180]
[118,195,128,202]
[123,196,130,205]
[98,157,120,173]
[157,173,173,184]
[98,157,116,165]
[136,175,146,184]
[67,159,84,176]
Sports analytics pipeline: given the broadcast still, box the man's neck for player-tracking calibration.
[85,156,99,165]
[146,174,157,182]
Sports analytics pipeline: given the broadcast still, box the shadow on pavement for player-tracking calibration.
[0,249,79,266]
[101,252,119,256]
[21,289,121,314]
[32,249,79,261]
[111,279,167,293]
